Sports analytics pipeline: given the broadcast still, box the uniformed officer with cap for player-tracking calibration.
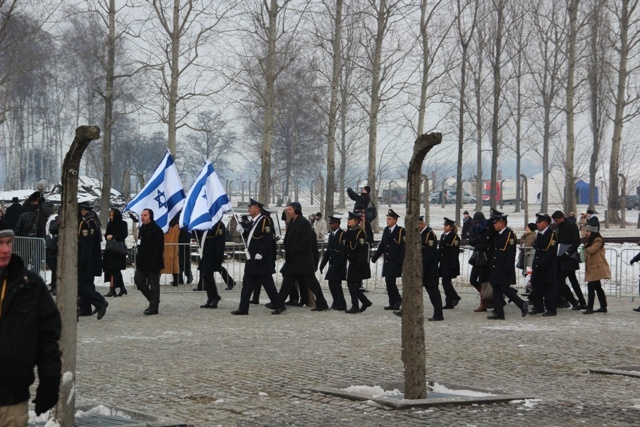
[371,209,404,310]
[319,215,347,310]
[529,213,558,316]
[487,214,528,319]
[77,202,108,319]
[231,198,285,315]
[439,217,461,309]
[344,211,373,313]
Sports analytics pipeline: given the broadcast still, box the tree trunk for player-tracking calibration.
[490,0,505,212]
[564,0,580,215]
[53,126,101,425]
[403,132,442,400]
[325,0,343,218]
[167,0,180,156]
[100,0,116,225]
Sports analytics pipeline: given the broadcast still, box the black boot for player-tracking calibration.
[104,288,116,297]
[116,287,128,297]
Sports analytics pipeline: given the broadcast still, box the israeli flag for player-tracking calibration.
[179,161,232,231]
[125,150,185,233]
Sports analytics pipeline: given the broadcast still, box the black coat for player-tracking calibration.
[461,217,472,239]
[346,188,371,212]
[489,227,518,285]
[531,228,558,284]
[320,228,347,281]
[468,222,491,268]
[280,216,316,276]
[135,220,165,273]
[438,231,461,278]
[4,203,24,230]
[0,255,61,407]
[345,226,371,282]
[555,221,580,272]
[245,215,275,275]
[421,227,439,288]
[78,215,102,279]
[372,225,405,278]
[103,218,128,271]
[198,222,225,271]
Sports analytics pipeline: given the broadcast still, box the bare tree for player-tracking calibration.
[564,0,581,215]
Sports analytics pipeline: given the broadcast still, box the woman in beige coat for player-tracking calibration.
[582,221,610,314]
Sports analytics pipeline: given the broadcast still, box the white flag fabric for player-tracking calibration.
[124,150,185,233]
[179,161,232,231]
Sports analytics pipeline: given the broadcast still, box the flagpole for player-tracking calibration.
[230,208,248,251]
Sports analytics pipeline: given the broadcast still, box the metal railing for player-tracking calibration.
[12,236,46,278]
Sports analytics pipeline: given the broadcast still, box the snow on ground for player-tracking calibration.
[429,382,496,397]
[343,385,403,398]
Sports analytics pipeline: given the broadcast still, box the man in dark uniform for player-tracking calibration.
[134,208,165,315]
[4,197,24,230]
[319,215,347,310]
[395,215,443,321]
[347,185,374,244]
[371,209,405,310]
[198,221,233,308]
[249,206,276,304]
[487,214,528,319]
[439,217,461,309]
[551,210,586,310]
[344,212,373,313]
[529,213,558,316]
[77,202,108,319]
[231,199,285,315]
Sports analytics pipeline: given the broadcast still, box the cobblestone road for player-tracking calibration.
[70,283,640,426]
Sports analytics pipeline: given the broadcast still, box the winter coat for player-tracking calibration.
[0,255,61,407]
[531,228,558,284]
[345,225,371,282]
[372,225,405,278]
[161,224,180,274]
[555,220,581,272]
[135,220,165,273]
[78,215,102,279]
[280,216,316,276]
[244,215,275,276]
[584,236,611,282]
[438,231,460,278]
[103,214,128,272]
[314,218,328,241]
[420,227,439,288]
[320,228,347,281]
[489,227,517,285]
[198,222,226,272]
[346,188,372,212]
[4,203,25,230]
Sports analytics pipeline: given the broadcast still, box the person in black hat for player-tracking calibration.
[439,217,461,309]
[529,213,558,316]
[346,186,375,244]
[371,209,405,310]
[319,215,347,310]
[487,214,529,319]
[275,202,329,311]
[231,199,285,315]
[4,196,25,230]
[77,203,109,319]
[467,211,492,312]
[248,206,277,304]
[344,212,373,313]
[461,210,472,239]
[551,210,586,310]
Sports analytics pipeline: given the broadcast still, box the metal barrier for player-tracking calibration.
[12,236,47,279]
[125,239,640,300]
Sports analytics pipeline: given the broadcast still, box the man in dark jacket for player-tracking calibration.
[347,186,374,243]
[344,212,373,313]
[134,208,165,315]
[552,210,586,309]
[198,221,235,308]
[278,202,329,311]
[77,203,108,319]
[4,197,24,230]
[529,213,558,316]
[15,192,53,238]
[487,214,528,320]
[319,215,347,310]
[0,219,61,422]
[371,209,405,310]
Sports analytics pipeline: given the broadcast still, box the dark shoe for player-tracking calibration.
[583,309,594,314]
[144,309,159,315]
[231,310,248,315]
[96,302,108,320]
[78,310,93,317]
[285,300,300,306]
[633,306,640,312]
[92,306,99,315]
[428,316,444,321]
[249,300,260,305]
[116,288,128,297]
[104,288,116,297]
[359,300,373,313]
[594,307,607,313]
[265,302,275,309]
[559,301,571,309]
[572,304,587,310]
[225,282,236,290]
[332,306,346,311]
[311,305,328,312]
[393,310,402,317]
[200,301,213,308]
[50,288,57,296]
[542,311,557,317]
[186,273,193,284]
[271,307,286,315]
[452,298,461,307]
[345,307,359,314]
[192,287,203,292]
[529,309,545,315]
[487,314,505,320]
[521,302,529,317]
[383,306,395,310]
[442,305,454,310]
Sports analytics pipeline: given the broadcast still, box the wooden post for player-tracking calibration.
[54,126,100,425]
[403,132,442,400]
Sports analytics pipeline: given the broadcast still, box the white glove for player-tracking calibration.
[255,253,263,260]
[245,250,251,260]
[236,224,244,233]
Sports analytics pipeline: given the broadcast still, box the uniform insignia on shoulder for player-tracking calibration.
[402,236,405,241]
[551,239,556,246]
[428,240,434,246]
[82,229,89,237]
[90,229,95,235]
[509,238,515,245]
[218,229,224,235]
[359,238,365,245]
[265,226,271,234]
[453,240,459,246]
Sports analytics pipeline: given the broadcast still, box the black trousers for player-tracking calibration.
[347,280,371,310]
[424,283,443,319]
[441,275,460,306]
[469,265,489,292]
[558,270,586,306]
[327,278,346,309]
[78,277,107,313]
[135,270,161,311]
[280,273,327,308]
[384,275,402,308]
[491,283,525,317]
[531,279,556,314]
[238,273,284,312]
[586,280,607,309]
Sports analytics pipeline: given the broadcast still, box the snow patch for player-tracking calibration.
[343,385,403,398]
[429,382,497,397]
[76,404,131,419]
[510,398,542,408]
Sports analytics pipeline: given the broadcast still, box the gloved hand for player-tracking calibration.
[371,257,377,263]
[255,253,263,260]
[33,376,60,416]
[631,259,636,265]
[347,187,352,193]
[236,224,244,233]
